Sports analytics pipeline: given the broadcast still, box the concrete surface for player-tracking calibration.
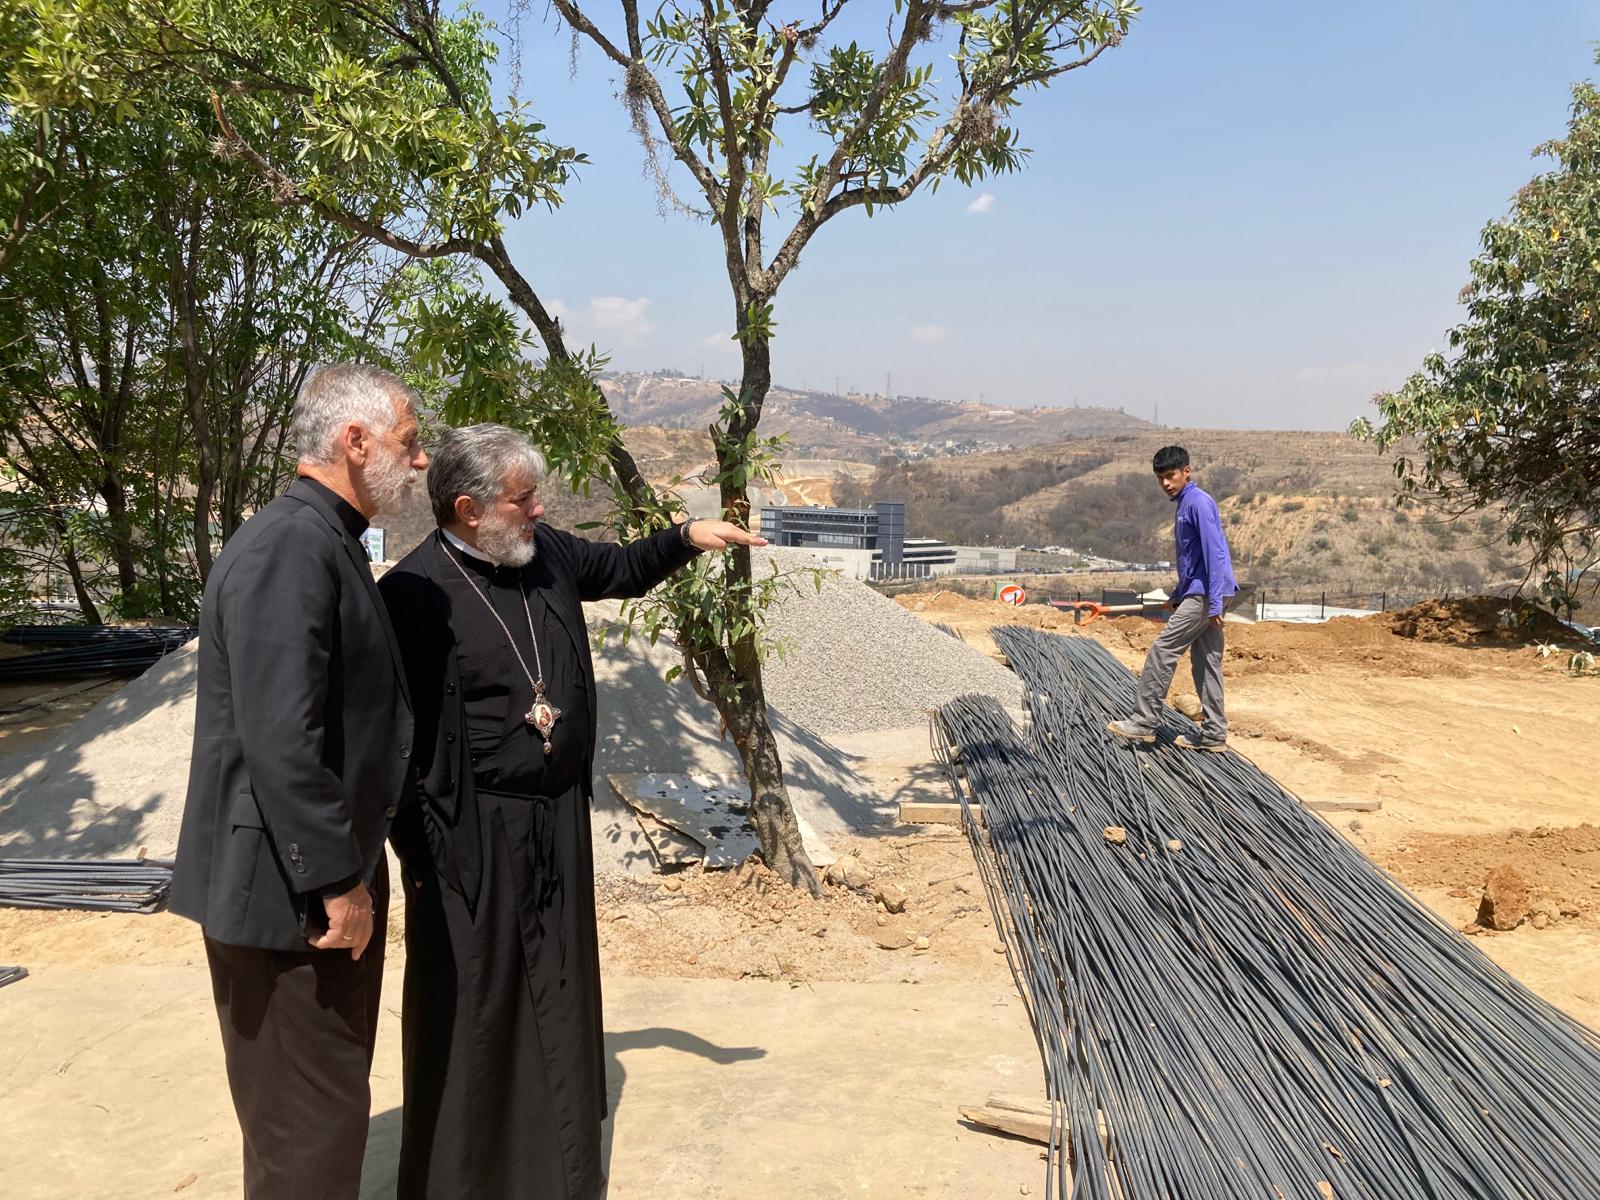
[1,967,1043,1199]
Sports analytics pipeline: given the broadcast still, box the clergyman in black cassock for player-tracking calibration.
[377,424,767,1199]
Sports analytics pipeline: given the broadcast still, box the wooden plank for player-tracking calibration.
[958,1103,1053,1144]
[959,1094,1108,1145]
[898,801,981,826]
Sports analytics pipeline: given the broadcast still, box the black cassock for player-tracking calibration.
[379,525,697,1200]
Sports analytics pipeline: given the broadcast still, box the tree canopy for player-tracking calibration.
[1355,66,1600,601]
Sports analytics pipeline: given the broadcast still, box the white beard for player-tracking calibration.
[365,447,420,514]
[477,507,537,567]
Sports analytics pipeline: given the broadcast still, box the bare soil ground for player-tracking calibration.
[595,831,1005,985]
[3,593,1598,1197]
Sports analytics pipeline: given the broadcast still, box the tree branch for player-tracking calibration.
[211,93,480,260]
[551,1,727,216]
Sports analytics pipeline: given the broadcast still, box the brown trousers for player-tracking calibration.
[204,863,388,1199]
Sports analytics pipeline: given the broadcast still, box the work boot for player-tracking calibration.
[1106,719,1156,744]
[1175,732,1226,753]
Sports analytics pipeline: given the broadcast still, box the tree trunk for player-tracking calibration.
[58,532,101,626]
[702,330,820,892]
[96,475,140,605]
[697,646,820,893]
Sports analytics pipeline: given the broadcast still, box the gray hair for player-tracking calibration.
[290,363,414,465]
[428,424,547,526]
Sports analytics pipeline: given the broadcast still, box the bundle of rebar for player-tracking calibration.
[0,858,172,913]
[0,625,195,682]
[937,627,1600,1200]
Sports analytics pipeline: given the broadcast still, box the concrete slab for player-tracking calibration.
[1,967,1042,1199]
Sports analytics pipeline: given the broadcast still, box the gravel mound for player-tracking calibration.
[0,641,199,860]
[756,548,1023,735]
[584,599,883,872]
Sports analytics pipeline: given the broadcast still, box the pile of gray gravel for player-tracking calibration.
[0,641,199,860]
[755,548,1022,736]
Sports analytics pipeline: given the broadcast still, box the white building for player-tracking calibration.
[951,546,1019,574]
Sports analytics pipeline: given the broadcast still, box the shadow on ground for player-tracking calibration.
[358,1027,766,1197]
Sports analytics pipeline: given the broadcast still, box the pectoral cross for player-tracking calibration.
[526,683,562,756]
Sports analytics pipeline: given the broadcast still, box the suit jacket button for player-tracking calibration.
[399,744,411,758]
[385,806,398,819]
[445,683,456,695]
[289,842,300,854]
[445,732,456,744]
[294,863,305,874]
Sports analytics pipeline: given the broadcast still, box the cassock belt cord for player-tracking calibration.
[530,795,566,975]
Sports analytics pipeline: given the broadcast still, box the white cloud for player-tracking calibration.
[586,296,655,343]
[694,330,740,357]
[966,193,996,214]
[534,296,655,347]
[909,324,951,343]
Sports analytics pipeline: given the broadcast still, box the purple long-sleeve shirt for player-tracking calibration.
[1172,481,1237,618]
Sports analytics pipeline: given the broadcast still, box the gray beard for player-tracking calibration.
[477,510,537,567]
[365,448,420,514]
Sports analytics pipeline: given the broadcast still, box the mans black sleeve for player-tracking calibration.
[217,521,364,893]
[555,524,700,603]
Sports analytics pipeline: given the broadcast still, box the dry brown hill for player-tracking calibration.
[382,421,1518,598]
[834,430,1518,595]
[599,372,1153,457]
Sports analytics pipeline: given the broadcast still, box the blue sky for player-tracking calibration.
[488,2,1599,431]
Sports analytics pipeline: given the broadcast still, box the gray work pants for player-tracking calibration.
[1132,594,1227,741]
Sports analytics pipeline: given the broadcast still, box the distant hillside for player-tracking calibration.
[832,430,1519,594]
[383,422,1518,594]
[599,371,1153,458]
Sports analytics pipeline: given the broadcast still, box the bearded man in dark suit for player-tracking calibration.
[378,423,765,1199]
[171,363,428,1198]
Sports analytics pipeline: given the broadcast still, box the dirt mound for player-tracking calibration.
[1382,823,1600,925]
[895,592,1456,678]
[1387,596,1580,647]
[1218,615,1439,678]
[594,831,1007,984]
[1090,612,1440,677]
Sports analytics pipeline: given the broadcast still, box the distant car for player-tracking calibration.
[1563,619,1600,644]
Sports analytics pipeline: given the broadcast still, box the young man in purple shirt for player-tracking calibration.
[1108,445,1237,751]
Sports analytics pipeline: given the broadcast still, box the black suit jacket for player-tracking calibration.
[170,479,415,949]
[377,523,696,903]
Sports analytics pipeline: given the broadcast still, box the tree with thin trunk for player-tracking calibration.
[125,0,1136,887]
[548,0,1138,885]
